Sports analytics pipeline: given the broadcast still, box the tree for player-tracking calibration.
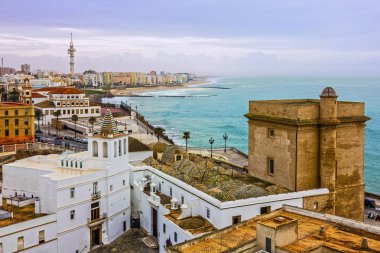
[35,109,43,130]
[88,117,96,133]
[71,115,79,138]
[9,88,19,102]
[183,131,190,151]
[154,127,165,142]
[53,111,61,136]
[0,86,6,101]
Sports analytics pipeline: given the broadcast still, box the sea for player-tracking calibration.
[106,77,380,194]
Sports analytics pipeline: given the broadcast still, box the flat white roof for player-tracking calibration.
[7,152,101,181]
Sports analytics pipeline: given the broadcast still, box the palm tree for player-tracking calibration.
[52,110,61,136]
[71,115,79,138]
[154,127,165,142]
[35,109,43,130]
[183,131,190,151]
[88,117,96,133]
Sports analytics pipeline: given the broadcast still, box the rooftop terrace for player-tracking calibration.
[143,154,290,202]
[170,206,380,253]
[0,198,47,228]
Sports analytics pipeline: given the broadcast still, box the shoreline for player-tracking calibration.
[110,78,211,96]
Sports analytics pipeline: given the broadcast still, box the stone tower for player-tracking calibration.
[319,87,339,213]
[20,78,32,105]
[245,87,370,221]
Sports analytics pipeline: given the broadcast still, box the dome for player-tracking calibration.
[320,87,337,98]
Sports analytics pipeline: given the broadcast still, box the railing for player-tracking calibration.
[91,191,101,200]
[0,142,68,154]
[87,213,107,225]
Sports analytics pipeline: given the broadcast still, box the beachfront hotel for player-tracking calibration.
[245,87,370,222]
[33,86,101,124]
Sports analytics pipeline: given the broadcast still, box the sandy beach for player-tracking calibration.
[110,78,210,96]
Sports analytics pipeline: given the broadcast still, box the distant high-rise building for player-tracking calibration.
[21,64,31,74]
[67,33,76,79]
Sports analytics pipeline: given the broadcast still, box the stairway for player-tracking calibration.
[142,236,159,249]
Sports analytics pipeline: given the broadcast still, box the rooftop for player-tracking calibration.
[143,153,290,202]
[170,206,380,253]
[0,102,30,108]
[34,100,55,108]
[0,199,47,228]
[33,87,84,94]
[165,209,216,235]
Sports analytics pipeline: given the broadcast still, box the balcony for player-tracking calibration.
[88,213,107,227]
[91,191,101,200]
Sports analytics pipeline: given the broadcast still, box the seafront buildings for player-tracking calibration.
[33,86,101,124]
[245,87,369,221]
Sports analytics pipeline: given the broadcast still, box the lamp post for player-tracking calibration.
[209,137,214,158]
[223,133,228,153]
[135,105,138,126]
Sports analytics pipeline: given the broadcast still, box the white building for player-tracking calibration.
[33,87,101,123]
[1,110,130,253]
[83,73,103,87]
[129,163,329,253]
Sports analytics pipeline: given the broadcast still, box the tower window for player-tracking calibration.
[267,158,274,175]
[268,128,275,138]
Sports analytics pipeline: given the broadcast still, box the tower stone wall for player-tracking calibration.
[245,88,370,221]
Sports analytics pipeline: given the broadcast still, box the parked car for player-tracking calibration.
[365,197,376,208]
[36,129,43,134]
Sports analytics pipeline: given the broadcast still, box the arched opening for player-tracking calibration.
[119,140,122,156]
[103,142,108,158]
[123,138,127,155]
[114,141,117,157]
[93,141,98,157]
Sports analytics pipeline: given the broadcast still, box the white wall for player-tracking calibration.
[0,214,57,253]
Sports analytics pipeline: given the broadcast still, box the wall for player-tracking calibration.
[0,214,57,253]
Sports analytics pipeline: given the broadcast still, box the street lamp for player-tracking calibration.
[209,137,214,158]
[223,133,228,153]
[135,105,138,126]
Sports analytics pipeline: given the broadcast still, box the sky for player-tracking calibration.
[1,0,380,76]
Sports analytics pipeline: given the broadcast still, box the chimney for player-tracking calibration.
[319,226,325,236]
[362,238,368,249]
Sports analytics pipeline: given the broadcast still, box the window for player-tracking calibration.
[0,243,3,253]
[313,202,319,210]
[39,230,45,244]
[70,188,75,198]
[25,129,29,135]
[265,237,272,253]
[174,232,177,242]
[17,236,24,250]
[110,185,113,191]
[15,110,18,115]
[123,180,126,186]
[175,155,182,161]
[61,160,64,167]
[159,183,161,192]
[163,223,166,233]
[267,158,274,175]
[260,206,271,215]
[25,109,28,115]
[232,215,241,225]
[15,119,19,125]
[206,207,210,218]
[5,110,8,116]
[268,128,275,138]
[24,119,28,125]
[15,129,19,136]
[181,195,185,205]
[93,182,98,194]
[169,187,172,197]
[91,202,100,220]
[5,119,8,126]
[70,210,75,219]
